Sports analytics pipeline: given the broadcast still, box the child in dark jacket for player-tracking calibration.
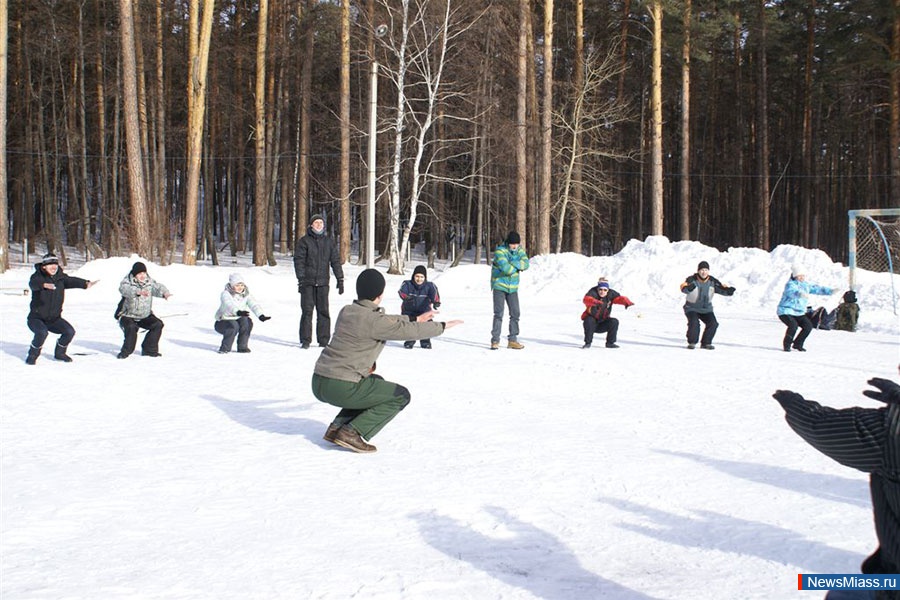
[580,278,633,348]
[680,260,736,350]
[25,253,97,364]
[398,265,441,349]
[834,290,860,332]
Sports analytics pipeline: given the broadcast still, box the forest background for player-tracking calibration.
[0,0,897,274]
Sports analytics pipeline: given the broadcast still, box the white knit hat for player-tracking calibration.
[791,263,804,278]
[229,273,245,286]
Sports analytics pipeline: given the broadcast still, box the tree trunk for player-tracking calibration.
[571,0,583,254]
[515,0,528,240]
[756,0,770,249]
[890,0,900,205]
[0,0,7,272]
[297,0,313,245]
[538,0,553,255]
[120,0,152,257]
[253,0,269,265]
[679,0,691,241]
[650,0,663,236]
[339,0,351,263]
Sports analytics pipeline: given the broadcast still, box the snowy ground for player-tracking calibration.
[1,236,898,599]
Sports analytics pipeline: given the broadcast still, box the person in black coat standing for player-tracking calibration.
[25,253,97,364]
[774,377,900,599]
[293,214,344,349]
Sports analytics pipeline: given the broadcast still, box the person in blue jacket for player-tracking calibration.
[398,265,441,349]
[776,263,834,352]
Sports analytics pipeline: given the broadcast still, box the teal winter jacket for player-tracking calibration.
[776,278,833,317]
[491,243,530,293]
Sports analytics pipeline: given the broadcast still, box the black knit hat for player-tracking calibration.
[697,261,710,271]
[356,268,386,301]
[506,231,521,245]
[310,214,325,225]
[40,253,59,266]
[843,290,857,303]
[413,265,427,280]
[130,261,148,277]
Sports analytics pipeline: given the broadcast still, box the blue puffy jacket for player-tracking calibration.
[776,277,833,317]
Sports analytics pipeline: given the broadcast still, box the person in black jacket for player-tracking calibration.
[293,214,344,349]
[774,377,900,599]
[25,253,97,364]
[679,260,736,350]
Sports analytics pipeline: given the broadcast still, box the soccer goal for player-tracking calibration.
[849,208,900,315]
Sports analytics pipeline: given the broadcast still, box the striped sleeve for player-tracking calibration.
[777,394,887,473]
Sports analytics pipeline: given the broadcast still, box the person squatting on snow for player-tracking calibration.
[25,253,97,364]
[774,378,900,597]
[776,264,834,352]
[398,265,441,349]
[293,214,344,349]
[117,261,171,359]
[490,231,530,350]
[680,260,736,350]
[311,269,463,453]
[835,290,861,333]
[214,273,271,354]
[580,278,634,349]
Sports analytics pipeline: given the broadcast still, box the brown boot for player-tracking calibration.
[323,423,341,444]
[334,425,377,453]
[507,340,525,349]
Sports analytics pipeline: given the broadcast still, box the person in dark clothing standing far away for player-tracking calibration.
[398,264,441,349]
[580,278,633,349]
[294,214,344,349]
[679,260,736,349]
[776,263,834,352]
[490,231,530,350]
[312,269,463,453]
[214,273,271,354]
[25,253,97,364]
[774,377,900,600]
[117,261,171,359]
[835,290,861,332]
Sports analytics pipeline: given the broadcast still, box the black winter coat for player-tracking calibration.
[28,263,89,321]
[293,228,344,286]
[776,391,900,584]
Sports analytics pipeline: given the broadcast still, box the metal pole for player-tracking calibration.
[367,61,378,269]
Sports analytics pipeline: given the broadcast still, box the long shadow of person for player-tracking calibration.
[598,496,862,573]
[412,505,660,600]
[202,394,331,447]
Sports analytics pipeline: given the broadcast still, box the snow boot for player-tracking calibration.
[333,425,377,453]
[404,340,415,349]
[54,343,73,362]
[25,345,42,365]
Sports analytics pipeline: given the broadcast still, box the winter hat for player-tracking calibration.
[413,265,427,280]
[130,261,148,277]
[506,231,521,245]
[40,253,59,266]
[356,268,386,301]
[697,261,710,271]
[229,273,245,287]
[791,263,804,278]
[310,214,325,226]
[843,290,857,303]
[597,281,610,290]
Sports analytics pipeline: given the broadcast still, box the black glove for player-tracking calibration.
[297,281,303,293]
[863,378,900,405]
[237,310,250,317]
[773,390,805,405]
[722,286,736,296]
[432,302,441,309]
[624,304,631,309]
[683,283,696,292]
[259,315,271,322]
[337,279,344,295]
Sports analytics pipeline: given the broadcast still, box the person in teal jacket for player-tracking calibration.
[776,263,834,352]
[490,231,530,350]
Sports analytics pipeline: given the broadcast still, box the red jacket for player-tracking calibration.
[581,287,633,321]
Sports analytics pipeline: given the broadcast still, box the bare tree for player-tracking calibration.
[0,0,7,272]
[679,0,691,241]
[182,0,215,265]
[339,0,351,263]
[649,0,663,236]
[253,0,269,265]
[515,0,528,240]
[537,0,553,255]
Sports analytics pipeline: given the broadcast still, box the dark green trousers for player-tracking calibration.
[311,373,410,440]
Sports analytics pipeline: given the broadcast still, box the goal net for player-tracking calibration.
[849,208,900,315]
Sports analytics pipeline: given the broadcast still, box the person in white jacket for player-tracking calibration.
[214,273,270,354]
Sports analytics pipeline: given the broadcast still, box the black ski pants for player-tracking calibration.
[215,316,253,352]
[28,316,75,350]
[119,314,164,356]
[779,314,813,350]
[299,284,331,346]
[583,316,619,345]
[685,310,718,345]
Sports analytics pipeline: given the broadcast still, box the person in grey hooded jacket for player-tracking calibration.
[117,261,171,358]
[214,272,271,353]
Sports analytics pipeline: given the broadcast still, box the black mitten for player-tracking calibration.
[863,378,900,404]
[337,279,344,295]
[237,310,250,317]
[723,286,736,296]
[432,302,441,309]
[683,283,696,292]
[773,390,805,405]
[259,315,271,322]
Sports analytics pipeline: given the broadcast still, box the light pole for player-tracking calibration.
[367,24,388,268]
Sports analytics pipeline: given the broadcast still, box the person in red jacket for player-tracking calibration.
[580,278,633,349]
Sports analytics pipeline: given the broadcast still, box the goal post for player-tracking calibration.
[848,208,900,315]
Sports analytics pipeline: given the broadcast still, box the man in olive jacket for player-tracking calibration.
[294,214,344,349]
[311,269,463,453]
[774,378,900,598]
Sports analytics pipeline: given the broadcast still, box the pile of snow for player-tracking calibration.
[1,236,897,599]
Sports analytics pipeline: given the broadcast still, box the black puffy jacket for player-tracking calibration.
[27,263,89,321]
[293,228,344,286]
